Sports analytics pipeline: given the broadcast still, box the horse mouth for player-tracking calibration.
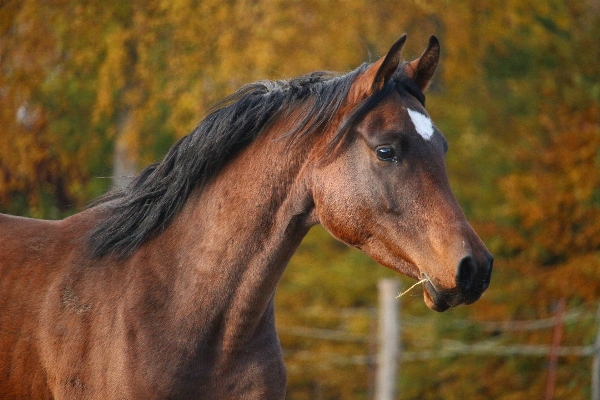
[421,275,451,312]
[421,273,486,312]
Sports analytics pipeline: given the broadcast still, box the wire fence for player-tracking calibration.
[278,303,600,362]
[279,284,600,399]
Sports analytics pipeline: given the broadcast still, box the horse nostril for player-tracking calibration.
[482,256,493,291]
[456,256,476,293]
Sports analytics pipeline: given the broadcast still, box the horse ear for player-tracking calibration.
[403,35,440,91]
[371,34,407,92]
[348,34,407,102]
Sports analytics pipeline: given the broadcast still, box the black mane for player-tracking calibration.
[88,64,424,259]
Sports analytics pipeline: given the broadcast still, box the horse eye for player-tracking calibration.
[376,146,397,162]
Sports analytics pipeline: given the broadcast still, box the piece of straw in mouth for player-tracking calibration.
[396,278,429,298]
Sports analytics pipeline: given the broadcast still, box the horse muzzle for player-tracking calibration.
[422,254,494,312]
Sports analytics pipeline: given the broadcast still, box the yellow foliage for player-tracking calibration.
[2,0,600,397]
[500,104,600,265]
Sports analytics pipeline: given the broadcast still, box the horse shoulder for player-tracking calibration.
[0,210,105,398]
[0,214,61,398]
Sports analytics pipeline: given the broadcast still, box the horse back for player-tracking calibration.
[0,213,67,278]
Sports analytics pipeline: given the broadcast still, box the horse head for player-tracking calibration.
[310,35,493,311]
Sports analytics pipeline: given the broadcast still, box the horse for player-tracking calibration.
[0,34,493,399]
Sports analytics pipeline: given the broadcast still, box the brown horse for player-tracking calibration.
[0,35,492,399]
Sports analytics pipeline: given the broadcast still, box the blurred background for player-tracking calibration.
[1,0,599,398]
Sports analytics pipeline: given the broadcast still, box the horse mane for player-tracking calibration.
[88,67,365,259]
[88,64,425,259]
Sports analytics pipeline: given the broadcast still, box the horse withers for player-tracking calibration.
[0,35,492,399]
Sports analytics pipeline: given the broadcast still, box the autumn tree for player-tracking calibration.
[2,0,600,398]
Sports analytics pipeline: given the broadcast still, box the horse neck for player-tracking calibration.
[156,127,317,346]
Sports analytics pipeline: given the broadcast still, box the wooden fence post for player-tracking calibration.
[545,298,566,400]
[591,303,600,400]
[376,279,400,400]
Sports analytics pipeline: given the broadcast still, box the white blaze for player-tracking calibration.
[407,109,434,141]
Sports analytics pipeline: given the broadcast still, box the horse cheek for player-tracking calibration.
[312,179,372,248]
